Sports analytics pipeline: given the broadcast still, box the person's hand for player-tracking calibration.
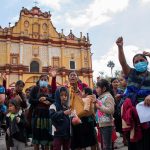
[64,109,71,115]
[87,95,96,102]
[49,68,57,77]
[93,98,97,103]
[0,72,7,80]
[16,117,20,123]
[143,51,150,57]
[39,97,46,102]
[6,128,10,136]
[116,37,123,48]
[95,102,100,109]
[115,94,121,101]
[43,100,50,105]
[144,95,150,106]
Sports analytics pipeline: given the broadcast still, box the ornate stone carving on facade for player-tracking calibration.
[52,56,59,68]
[71,53,74,59]
[67,30,76,40]
[10,53,19,65]
[21,6,51,18]
[42,23,48,31]
[32,45,39,57]
[24,21,29,28]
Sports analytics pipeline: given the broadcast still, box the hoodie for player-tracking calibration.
[50,87,70,138]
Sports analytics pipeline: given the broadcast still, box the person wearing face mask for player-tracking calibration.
[29,74,56,150]
[116,37,150,150]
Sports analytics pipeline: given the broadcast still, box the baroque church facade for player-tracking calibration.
[0,6,93,89]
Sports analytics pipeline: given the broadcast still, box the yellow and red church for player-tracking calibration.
[0,6,93,89]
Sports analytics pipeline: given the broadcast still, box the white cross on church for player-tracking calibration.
[33,0,38,6]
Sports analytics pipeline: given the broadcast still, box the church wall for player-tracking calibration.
[23,44,33,66]
[10,43,20,54]
[63,48,81,70]
[39,45,48,66]
[0,42,7,65]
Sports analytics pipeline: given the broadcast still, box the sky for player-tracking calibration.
[0,0,150,80]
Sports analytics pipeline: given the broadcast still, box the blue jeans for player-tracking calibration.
[100,126,113,150]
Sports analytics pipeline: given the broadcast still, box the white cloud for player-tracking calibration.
[36,0,70,10]
[66,0,129,29]
[92,44,150,80]
[141,0,150,3]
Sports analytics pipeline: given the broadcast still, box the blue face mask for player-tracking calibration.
[39,80,48,88]
[134,61,148,72]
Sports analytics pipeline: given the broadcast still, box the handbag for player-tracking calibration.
[70,92,94,118]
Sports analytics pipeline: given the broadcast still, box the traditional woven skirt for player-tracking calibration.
[32,107,53,145]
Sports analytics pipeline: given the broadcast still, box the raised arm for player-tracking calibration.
[49,68,57,95]
[116,37,131,76]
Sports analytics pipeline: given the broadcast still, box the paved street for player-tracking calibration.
[0,134,127,150]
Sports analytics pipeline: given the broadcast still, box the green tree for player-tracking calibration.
[107,60,115,77]
[114,70,121,78]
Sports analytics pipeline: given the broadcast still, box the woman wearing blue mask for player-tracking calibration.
[29,74,56,150]
[116,37,150,150]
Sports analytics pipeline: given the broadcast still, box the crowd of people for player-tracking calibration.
[0,37,150,150]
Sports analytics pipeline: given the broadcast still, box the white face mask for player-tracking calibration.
[39,80,48,87]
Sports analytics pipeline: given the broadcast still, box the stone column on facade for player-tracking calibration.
[19,41,24,82]
[87,48,93,88]
[87,48,92,69]
[6,40,11,64]
[6,40,11,88]
[20,42,24,64]
[80,47,85,84]
[80,46,85,68]
[48,44,52,66]
[60,45,65,67]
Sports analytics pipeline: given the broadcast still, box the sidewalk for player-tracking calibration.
[0,134,127,150]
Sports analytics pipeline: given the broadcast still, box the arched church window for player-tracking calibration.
[52,57,59,68]
[70,61,75,69]
[30,61,39,72]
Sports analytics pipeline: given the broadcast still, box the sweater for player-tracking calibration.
[97,92,115,127]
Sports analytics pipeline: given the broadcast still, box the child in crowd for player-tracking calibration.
[6,99,27,150]
[95,79,115,150]
[82,87,93,96]
[82,87,100,150]
[50,87,71,150]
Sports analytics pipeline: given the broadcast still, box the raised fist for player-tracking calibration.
[116,37,123,47]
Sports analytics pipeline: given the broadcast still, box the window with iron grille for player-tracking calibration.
[30,61,39,72]
[70,61,75,69]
